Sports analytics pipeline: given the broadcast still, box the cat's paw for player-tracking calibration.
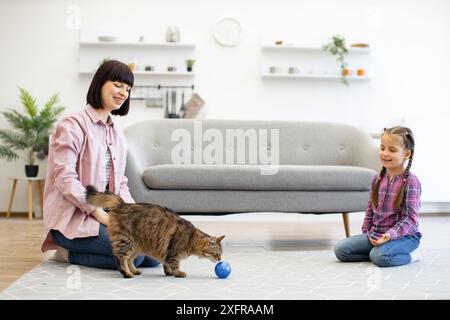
[163,265,173,276]
[119,269,135,278]
[174,271,186,278]
[122,273,135,278]
[132,269,142,276]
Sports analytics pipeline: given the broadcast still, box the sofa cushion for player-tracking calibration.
[142,165,375,191]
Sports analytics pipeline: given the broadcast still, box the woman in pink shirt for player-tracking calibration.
[41,60,159,269]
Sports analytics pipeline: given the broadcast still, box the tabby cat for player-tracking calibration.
[85,185,225,278]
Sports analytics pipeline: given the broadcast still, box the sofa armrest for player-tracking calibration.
[125,147,149,203]
[354,140,380,172]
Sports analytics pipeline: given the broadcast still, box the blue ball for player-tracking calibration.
[215,261,231,278]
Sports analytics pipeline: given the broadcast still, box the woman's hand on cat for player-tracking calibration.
[92,208,110,226]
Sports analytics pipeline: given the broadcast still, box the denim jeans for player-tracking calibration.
[334,232,421,267]
[51,224,160,269]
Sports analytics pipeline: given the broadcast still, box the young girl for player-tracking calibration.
[334,126,422,267]
[41,60,159,270]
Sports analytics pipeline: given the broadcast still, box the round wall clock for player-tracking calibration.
[213,17,243,47]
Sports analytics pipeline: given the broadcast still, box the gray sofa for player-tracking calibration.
[125,120,379,236]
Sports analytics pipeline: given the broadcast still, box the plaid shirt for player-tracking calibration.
[362,172,421,241]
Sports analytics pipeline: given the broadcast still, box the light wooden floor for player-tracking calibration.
[1,211,448,292]
[0,216,51,291]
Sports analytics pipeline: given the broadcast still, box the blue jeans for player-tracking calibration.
[334,232,421,267]
[51,224,160,270]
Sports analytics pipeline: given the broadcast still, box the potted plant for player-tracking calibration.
[185,59,196,72]
[323,34,350,86]
[0,87,65,177]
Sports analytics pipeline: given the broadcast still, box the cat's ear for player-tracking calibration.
[216,235,225,243]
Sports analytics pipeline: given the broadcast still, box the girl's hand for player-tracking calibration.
[370,233,391,246]
[92,208,110,227]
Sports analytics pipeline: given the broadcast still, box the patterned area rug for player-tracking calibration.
[1,247,449,300]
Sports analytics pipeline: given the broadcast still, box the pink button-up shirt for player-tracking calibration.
[41,105,134,252]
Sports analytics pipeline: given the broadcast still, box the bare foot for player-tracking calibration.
[50,246,69,263]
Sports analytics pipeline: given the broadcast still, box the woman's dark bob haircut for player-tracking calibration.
[86,60,134,116]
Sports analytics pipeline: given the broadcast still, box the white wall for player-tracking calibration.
[1,0,449,213]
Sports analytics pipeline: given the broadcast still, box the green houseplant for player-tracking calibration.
[323,34,349,86]
[185,59,196,72]
[0,87,65,177]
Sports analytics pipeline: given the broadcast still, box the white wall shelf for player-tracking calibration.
[78,31,196,84]
[79,70,195,77]
[261,73,371,80]
[79,41,196,49]
[260,39,372,82]
[261,44,373,54]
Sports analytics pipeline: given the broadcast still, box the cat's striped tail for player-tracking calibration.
[85,185,125,210]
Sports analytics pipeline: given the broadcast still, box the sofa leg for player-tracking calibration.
[342,212,350,238]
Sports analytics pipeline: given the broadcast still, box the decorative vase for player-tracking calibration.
[25,165,39,178]
[166,26,180,43]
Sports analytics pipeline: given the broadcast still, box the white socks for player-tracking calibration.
[50,246,69,263]
[409,248,421,263]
